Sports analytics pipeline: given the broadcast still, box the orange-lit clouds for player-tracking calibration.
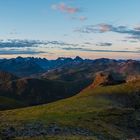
[51,3,79,14]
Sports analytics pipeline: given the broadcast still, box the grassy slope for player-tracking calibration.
[0,96,25,110]
[14,136,98,140]
[0,80,140,139]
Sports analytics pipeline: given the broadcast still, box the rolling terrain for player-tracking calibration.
[0,57,140,139]
[0,73,91,110]
[0,72,140,139]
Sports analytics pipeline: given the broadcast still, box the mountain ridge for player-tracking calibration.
[0,57,139,77]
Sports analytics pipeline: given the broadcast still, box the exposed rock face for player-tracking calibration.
[92,72,125,88]
[126,75,140,83]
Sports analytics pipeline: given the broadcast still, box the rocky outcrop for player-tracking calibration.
[92,71,125,88]
[126,75,140,83]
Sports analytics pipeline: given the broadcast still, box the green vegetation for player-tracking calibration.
[0,80,140,139]
[0,96,25,110]
[14,136,98,140]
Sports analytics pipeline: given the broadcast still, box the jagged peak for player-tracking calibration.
[74,56,83,61]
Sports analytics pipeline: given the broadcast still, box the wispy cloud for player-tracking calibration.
[72,16,87,22]
[75,23,140,40]
[79,16,87,21]
[0,49,46,55]
[134,25,140,31]
[47,41,78,47]
[51,3,80,14]
[96,42,112,46]
[62,47,140,54]
[0,39,79,48]
[0,39,45,48]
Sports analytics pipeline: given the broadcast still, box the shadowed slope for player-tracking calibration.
[0,77,91,109]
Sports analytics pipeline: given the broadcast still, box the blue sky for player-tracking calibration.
[0,0,140,59]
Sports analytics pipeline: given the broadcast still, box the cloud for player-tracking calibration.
[72,16,87,21]
[79,16,87,21]
[84,42,92,45]
[9,29,19,35]
[0,39,46,48]
[75,24,113,33]
[46,41,78,47]
[0,39,79,49]
[75,23,140,40]
[134,25,140,31]
[0,49,46,55]
[62,47,140,54]
[51,3,80,14]
[96,42,112,46]
[75,24,129,33]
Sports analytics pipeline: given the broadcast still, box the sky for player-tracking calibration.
[0,0,140,59]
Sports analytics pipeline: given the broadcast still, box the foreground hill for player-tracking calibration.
[0,77,91,110]
[0,78,140,139]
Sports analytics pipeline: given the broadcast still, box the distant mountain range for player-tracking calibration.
[0,56,86,77]
[0,56,140,77]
